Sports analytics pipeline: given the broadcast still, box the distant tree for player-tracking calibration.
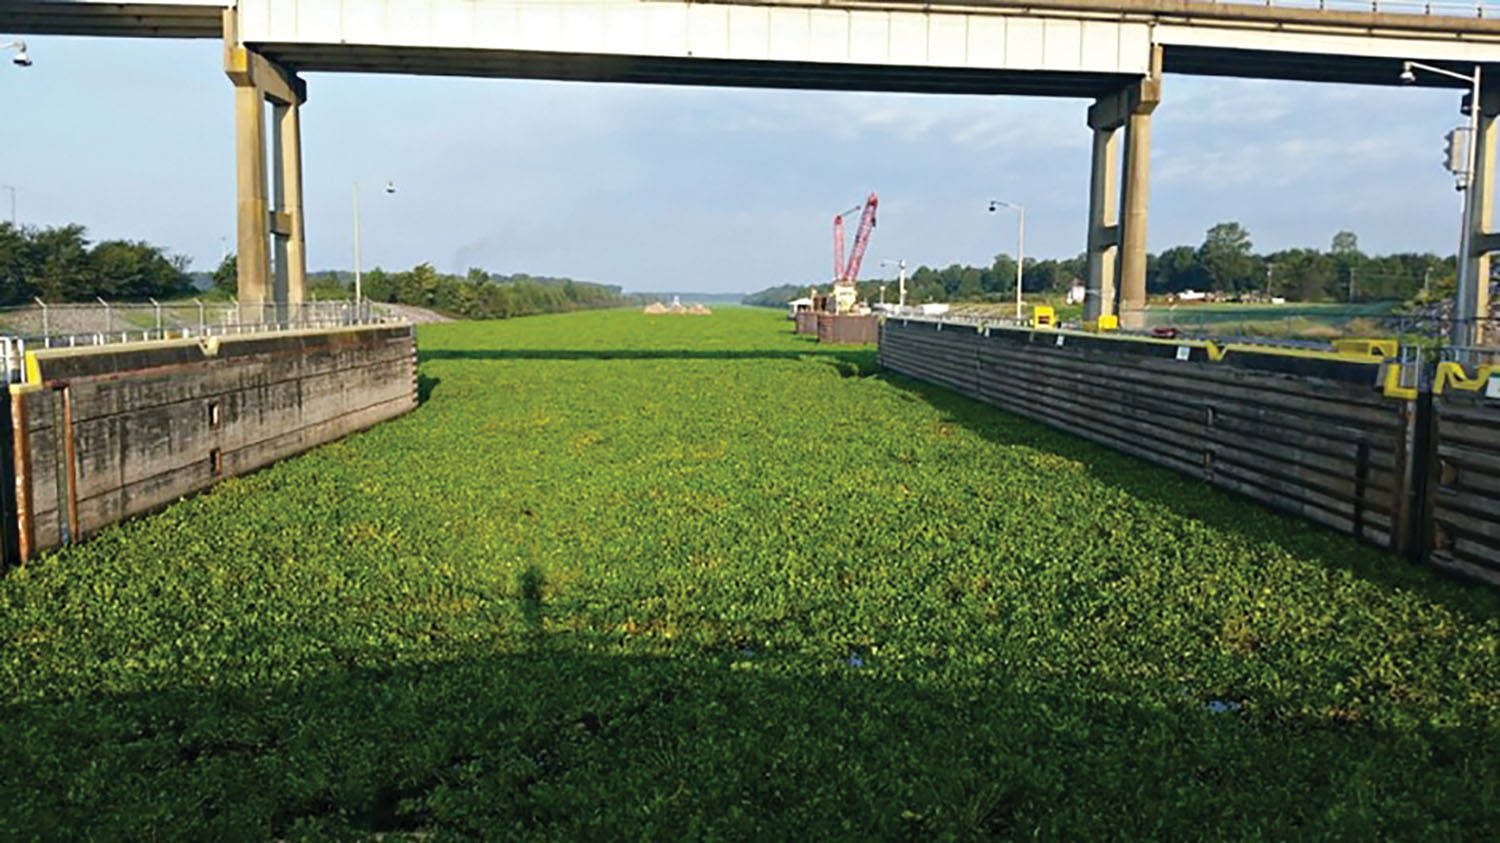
[1153,245,1209,294]
[212,254,238,296]
[1198,222,1256,293]
[957,267,983,298]
[362,267,395,303]
[1330,230,1360,257]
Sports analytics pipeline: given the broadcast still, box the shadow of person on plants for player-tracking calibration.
[3,641,1494,840]
[874,369,1500,622]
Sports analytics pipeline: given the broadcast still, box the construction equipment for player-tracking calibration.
[831,193,878,314]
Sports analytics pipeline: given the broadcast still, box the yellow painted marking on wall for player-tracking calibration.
[1380,361,1418,400]
[1434,362,1499,394]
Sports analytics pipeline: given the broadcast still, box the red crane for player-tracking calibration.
[832,202,859,284]
[842,192,878,285]
[832,193,878,285]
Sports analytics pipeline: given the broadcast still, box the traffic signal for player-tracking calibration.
[1445,127,1470,179]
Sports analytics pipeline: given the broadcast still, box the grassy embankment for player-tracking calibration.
[2,307,1498,837]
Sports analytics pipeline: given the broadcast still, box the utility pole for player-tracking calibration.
[3,185,15,227]
[1265,262,1273,301]
[879,258,908,310]
[988,200,1026,319]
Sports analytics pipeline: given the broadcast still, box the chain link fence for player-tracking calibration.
[0,298,402,384]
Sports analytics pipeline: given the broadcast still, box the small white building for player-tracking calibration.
[786,297,815,319]
[1065,281,1086,305]
[1177,289,1208,302]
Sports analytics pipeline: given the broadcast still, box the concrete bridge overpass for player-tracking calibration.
[6,0,1500,337]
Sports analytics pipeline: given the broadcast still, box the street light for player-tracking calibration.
[879,258,907,310]
[1401,59,1483,348]
[353,179,396,314]
[988,199,1026,319]
[2,41,31,67]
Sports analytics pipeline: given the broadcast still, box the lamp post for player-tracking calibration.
[1401,60,1482,348]
[988,200,1026,319]
[1,41,31,68]
[880,258,907,310]
[353,180,396,316]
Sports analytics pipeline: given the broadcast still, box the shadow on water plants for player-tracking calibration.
[5,647,1495,838]
[416,373,441,405]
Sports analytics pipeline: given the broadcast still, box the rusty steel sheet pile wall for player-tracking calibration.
[6,323,417,562]
[879,319,1415,552]
[1423,364,1500,584]
[794,311,819,335]
[817,313,879,345]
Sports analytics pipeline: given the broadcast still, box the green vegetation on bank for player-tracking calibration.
[745,222,1458,307]
[4,308,1499,837]
[0,222,194,305]
[207,255,639,319]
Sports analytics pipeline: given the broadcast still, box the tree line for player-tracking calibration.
[210,258,637,319]
[744,223,1459,307]
[349,263,638,318]
[0,222,195,305]
[0,220,638,320]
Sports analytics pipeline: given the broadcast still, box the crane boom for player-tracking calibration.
[843,193,879,284]
[832,203,860,283]
[833,214,845,284]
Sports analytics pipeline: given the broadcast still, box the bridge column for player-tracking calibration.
[224,10,307,324]
[1084,116,1119,323]
[1462,86,1500,349]
[1085,48,1161,330]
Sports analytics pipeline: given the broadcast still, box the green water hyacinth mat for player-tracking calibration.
[3,307,1499,838]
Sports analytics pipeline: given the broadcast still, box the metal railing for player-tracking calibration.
[1211,0,1500,18]
[0,298,403,384]
[886,309,1500,359]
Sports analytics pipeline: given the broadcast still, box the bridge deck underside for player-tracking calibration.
[0,2,222,38]
[0,1,1486,91]
[258,44,1134,95]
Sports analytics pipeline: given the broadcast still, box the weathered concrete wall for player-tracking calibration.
[7,324,416,561]
[880,318,1417,552]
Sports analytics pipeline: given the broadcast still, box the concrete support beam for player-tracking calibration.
[224,8,306,323]
[1118,104,1155,330]
[1084,125,1119,322]
[1085,47,1161,330]
[1461,86,1500,347]
[233,82,270,317]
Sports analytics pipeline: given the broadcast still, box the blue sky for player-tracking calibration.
[2,35,1468,293]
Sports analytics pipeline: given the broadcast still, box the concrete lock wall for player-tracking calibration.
[4,324,417,563]
[880,319,1420,552]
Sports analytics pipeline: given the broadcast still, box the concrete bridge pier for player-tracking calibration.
[224,10,306,325]
[1085,48,1161,330]
[1463,85,1500,348]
